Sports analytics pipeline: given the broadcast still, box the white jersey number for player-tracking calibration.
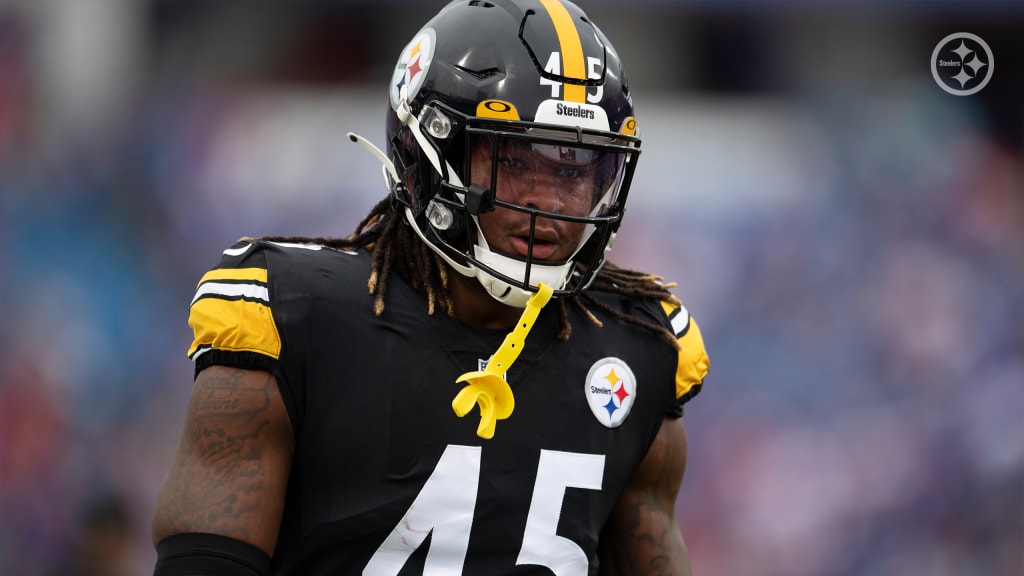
[364,445,605,576]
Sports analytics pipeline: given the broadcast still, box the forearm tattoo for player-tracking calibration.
[601,421,692,576]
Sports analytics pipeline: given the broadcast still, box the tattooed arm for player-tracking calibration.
[599,417,693,576]
[152,366,295,556]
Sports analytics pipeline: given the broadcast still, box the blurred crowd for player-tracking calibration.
[0,1,1021,575]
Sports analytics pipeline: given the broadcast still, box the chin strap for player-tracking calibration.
[452,282,554,439]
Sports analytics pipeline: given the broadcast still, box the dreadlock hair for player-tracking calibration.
[260,198,682,350]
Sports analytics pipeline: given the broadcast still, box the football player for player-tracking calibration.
[151,0,710,574]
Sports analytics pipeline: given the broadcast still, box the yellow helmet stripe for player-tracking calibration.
[537,0,586,103]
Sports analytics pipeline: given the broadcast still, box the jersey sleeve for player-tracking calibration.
[186,240,283,377]
[660,300,710,416]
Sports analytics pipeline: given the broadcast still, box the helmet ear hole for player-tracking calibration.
[391,183,411,212]
[389,150,415,210]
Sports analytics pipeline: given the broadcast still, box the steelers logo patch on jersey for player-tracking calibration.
[584,357,636,428]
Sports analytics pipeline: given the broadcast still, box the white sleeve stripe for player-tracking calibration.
[268,241,323,251]
[191,282,270,306]
[223,243,253,257]
[670,305,690,336]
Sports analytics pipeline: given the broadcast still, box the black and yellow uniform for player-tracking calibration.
[187,240,709,575]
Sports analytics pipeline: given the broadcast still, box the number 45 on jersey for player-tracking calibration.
[365,445,606,576]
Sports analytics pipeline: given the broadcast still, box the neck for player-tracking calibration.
[447,272,523,330]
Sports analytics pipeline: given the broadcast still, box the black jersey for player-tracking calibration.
[186,240,709,576]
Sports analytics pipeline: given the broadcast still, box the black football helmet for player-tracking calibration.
[351,0,640,307]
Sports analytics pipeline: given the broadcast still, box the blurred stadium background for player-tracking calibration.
[0,1,1021,574]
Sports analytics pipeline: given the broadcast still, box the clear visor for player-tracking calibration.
[469,135,628,218]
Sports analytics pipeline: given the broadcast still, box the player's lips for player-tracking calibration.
[510,236,557,259]
[509,229,560,260]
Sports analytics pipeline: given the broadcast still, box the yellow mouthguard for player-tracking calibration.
[452,283,554,439]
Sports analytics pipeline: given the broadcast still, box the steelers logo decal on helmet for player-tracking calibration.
[389,29,436,110]
[585,358,636,428]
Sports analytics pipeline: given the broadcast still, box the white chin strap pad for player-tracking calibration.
[473,245,571,308]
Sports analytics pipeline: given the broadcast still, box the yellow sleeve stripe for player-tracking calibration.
[674,318,709,399]
[187,297,282,360]
[197,267,268,286]
[538,0,587,103]
[661,301,710,399]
